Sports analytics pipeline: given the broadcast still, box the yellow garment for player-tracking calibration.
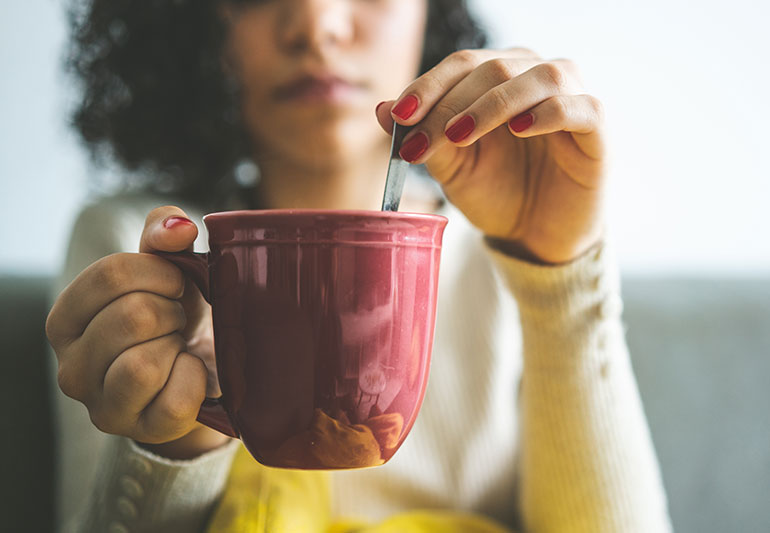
[206,443,330,532]
[206,444,513,533]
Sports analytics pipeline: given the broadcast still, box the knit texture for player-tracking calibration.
[77,436,240,532]
[489,244,671,532]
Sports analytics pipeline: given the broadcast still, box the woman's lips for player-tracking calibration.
[273,75,364,105]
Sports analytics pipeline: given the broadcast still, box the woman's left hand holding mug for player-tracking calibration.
[47,206,229,460]
[376,47,606,265]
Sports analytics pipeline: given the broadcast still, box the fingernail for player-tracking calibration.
[509,113,534,133]
[399,132,429,162]
[391,94,419,121]
[445,115,476,143]
[375,101,386,114]
[163,216,194,229]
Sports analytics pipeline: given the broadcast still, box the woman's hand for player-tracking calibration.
[376,48,606,264]
[46,206,229,459]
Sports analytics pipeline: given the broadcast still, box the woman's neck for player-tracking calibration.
[256,144,390,211]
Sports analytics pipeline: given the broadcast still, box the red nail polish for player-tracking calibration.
[163,216,194,229]
[375,101,386,114]
[509,113,534,133]
[391,94,419,121]
[445,115,476,143]
[399,132,429,162]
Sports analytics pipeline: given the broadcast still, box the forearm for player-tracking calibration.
[489,242,671,533]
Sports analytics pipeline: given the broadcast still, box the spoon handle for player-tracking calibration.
[381,122,411,212]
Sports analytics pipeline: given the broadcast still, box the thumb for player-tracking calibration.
[139,206,199,253]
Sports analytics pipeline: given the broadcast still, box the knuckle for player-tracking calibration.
[120,349,165,392]
[586,94,605,122]
[555,58,584,86]
[156,298,185,334]
[169,270,185,300]
[95,254,132,293]
[509,46,539,58]
[183,352,209,385]
[121,293,161,337]
[554,57,577,72]
[158,394,197,428]
[162,354,205,421]
[550,95,571,121]
[141,352,205,440]
[57,364,82,400]
[481,58,514,83]
[153,256,186,300]
[45,309,63,347]
[418,71,448,96]
[88,407,118,434]
[537,62,568,91]
[485,86,511,116]
[447,49,481,69]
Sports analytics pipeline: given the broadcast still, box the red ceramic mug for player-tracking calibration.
[157,209,447,469]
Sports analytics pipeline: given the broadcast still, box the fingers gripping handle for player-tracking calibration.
[155,251,240,439]
[156,251,211,302]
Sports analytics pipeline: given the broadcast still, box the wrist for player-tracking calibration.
[136,424,231,460]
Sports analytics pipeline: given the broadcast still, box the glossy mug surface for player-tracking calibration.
[160,210,447,469]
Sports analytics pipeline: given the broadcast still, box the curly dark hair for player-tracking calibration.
[68,0,488,208]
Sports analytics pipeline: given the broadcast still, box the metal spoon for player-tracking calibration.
[381,122,411,212]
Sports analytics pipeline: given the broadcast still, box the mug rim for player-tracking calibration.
[203,209,447,225]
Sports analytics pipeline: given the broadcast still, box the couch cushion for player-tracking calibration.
[624,278,770,533]
[0,275,55,533]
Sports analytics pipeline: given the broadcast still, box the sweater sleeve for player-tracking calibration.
[76,436,240,533]
[486,242,672,533]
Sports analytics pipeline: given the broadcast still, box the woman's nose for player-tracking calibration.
[277,0,354,55]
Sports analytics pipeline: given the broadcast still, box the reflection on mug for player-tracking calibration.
[339,302,406,422]
[263,409,404,469]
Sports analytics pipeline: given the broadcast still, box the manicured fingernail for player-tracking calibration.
[399,132,429,162]
[509,113,534,133]
[445,115,476,143]
[375,101,386,114]
[163,216,194,229]
[391,94,419,120]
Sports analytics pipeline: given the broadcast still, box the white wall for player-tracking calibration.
[1,0,768,276]
[475,0,770,275]
[0,0,88,276]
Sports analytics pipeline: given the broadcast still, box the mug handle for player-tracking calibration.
[155,251,240,439]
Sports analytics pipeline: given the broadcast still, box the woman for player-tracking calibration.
[47,0,671,531]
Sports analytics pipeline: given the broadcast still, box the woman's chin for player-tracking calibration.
[280,142,364,171]
[259,123,385,170]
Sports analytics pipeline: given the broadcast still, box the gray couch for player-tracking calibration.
[1,275,768,532]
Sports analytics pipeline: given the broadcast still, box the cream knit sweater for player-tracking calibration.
[51,193,671,533]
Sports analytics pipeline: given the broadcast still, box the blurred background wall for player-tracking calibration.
[1,0,768,276]
[1,2,768,533]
